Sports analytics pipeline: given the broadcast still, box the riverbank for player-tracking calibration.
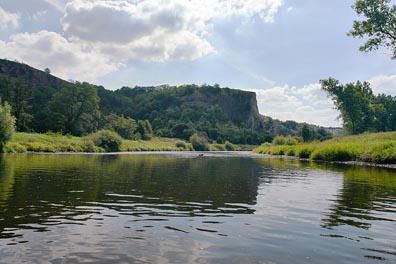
[3,132,257,153]
[253,132,396,164]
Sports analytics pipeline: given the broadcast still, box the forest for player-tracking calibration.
[0,61,334,147]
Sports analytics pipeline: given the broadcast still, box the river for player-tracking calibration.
[0,152,395,263]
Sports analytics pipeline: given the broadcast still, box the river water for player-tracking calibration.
[0,153,395,263]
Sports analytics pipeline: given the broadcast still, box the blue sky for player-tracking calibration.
[0,0,395,127]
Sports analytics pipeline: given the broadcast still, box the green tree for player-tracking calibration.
[321,78,374,134]
[0,75,32,131]
[103,113,137,140]
[190,133,209,151]
[90,130,122,152]
[136,120,153,140]
[49,82,99,135]
[348,0,396,59]
[0,101,15,151]
[300,124,312,142]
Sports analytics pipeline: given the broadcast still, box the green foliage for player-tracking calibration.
[190,133,209,151]
[349,0,396,59]
[296,147,314,159]
[4,132,98,153]
[321,77,396,134]
[103,113,137,139]
[136,120,153,140]
[175,141,187,149]
[89,130,122,152]
[301,124,311,142]
[224,140,236,151]
[49,82,100,135]
[272,135,299,145]
[272,135,286,145]
[0,102,15,151]
[287,149,295,156]
[0,75,32,131]
[254,132,396,164]
[311,147,355,162]
[210,144,226,151]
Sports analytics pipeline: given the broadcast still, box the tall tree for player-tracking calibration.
[348,0,396,58]
[0,101,15,151]
[49,82,99,135]
[320,78,374,134]
[0,75,32,131]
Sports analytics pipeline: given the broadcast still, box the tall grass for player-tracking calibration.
[4,133,189,153]
[253,132,396,164]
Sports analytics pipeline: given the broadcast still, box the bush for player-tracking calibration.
[285,136,298,145]
[176,141,187,149]
[89,130,122,152]
[82,139,97,152]
[287,149,295,156]
[224,140,236,151]
[190,133,209,151]
[272,135,286,145]
[297,147,314,159]
[210,144,226,151]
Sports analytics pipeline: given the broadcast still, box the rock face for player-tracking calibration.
[217,88,264,130]
[0,59,67,89]
[0,59,264,131]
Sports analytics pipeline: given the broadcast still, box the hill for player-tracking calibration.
[0,59,335,144]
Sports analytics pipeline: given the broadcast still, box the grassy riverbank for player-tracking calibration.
[3,132,256,153]
[253,132,396,164]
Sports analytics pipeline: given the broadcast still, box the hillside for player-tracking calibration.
[0,59,67,89]
[0,59,335,144]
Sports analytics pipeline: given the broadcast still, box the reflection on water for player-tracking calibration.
[0,153,395,263]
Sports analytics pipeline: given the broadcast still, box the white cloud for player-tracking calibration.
[0,31,120,81]
[0,7,20,29]
[249,84,341,127]
[41,0,66,12]
[30,10,48,21]
[368,74,396,96]
[61,0,283,61]
[0,0,284,80]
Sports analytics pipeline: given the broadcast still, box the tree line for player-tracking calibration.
[0,73,333,146]
[321,78,396,134]
[0,75,153,141]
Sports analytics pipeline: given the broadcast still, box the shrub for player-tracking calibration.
[89,130,122,152]
[285,136,298,145]
[287,149,295,156]
[297,147,314,159]
[210,144,226,151]
[4,142,26,153]
[176,141,187,149]
[82,139,97,152]
[224,140,236,151]
[272,135,286,145]
[190,133,209,151]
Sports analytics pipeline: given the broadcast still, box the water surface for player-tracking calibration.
[0,153,395,263]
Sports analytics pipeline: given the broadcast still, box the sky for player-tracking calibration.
[0,0,395,127]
